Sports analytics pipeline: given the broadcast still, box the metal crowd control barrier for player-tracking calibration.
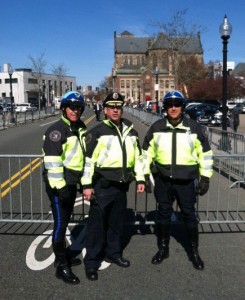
[0,107,57,130]
[124,107,162,126]
[0,154,244,225]
[208,127,245,154]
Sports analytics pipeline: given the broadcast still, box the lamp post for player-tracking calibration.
[8,65,15,123]
[137,83,141,106]
[154,66,159,113]
[112,68,117,91]
[219,15,232,131]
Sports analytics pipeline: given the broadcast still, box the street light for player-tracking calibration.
[219,15,232,131]
[112,68,117,91]
[137,82,141,106]
[8,65,15,124]
[154,66,159,113]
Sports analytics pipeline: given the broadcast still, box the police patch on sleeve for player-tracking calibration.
[85,133,93,144]
[49,130,61,142]
[201,126,208,138]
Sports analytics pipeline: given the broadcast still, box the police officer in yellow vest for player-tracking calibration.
[43,91,86,284]
[82,92,145,281]
[142,91,213,270]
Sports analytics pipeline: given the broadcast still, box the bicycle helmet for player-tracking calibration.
[163,90,186,108]
[60,91,85,112]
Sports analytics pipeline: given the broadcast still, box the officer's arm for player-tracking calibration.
[43,127,66,189]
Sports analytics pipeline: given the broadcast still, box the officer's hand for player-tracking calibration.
[57,186,71,204]
[83,188,94,201]
[137,184,145,193]
[198,176,210,196]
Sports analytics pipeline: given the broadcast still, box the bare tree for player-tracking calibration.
[51,63,69,96]
[178,55,206,97]
[100,75,113,93]
[151,9,206,89]
[28,52,47,112]
[51,63,68,77]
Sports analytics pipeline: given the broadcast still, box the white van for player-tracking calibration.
[15,103,37,113]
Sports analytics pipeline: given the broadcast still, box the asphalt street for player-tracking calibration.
[0,108,244,300]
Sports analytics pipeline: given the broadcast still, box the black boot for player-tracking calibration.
[53,241,82,267]
[53,242,80,284]
[66,247,82,267]
[151,224,170,265]
[187,227,204,271]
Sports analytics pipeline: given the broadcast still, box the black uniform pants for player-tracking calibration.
[154,175,198,228]
[45,183,77,245]
[84,182,127,269]
[95,110,101,121]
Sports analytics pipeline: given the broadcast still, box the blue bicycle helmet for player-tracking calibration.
[60,91,85,112]
[163,90,186,107]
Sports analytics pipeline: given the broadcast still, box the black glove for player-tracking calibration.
[198,176,209,196]
[57,186,71,204]
[145,175,152,193]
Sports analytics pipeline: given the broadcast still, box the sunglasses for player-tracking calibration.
[106,106,122,110]
[67,106,82,111]
[165,102,182,108]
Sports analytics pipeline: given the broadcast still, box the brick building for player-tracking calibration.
[113,30,203,105]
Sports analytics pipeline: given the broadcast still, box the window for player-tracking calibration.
[165,80,169,88]
[28,78,38,84]
[162,53,169,72]
[160,80,164,89]
[132,80,135,89]
[124,56,128,65]
[126,80,130,89]
[59,81,62,96]
[54,81,57,95]
[5,78,18,84]
[144,83,150,91]
[153,55,157,70]
[120,80,125,89]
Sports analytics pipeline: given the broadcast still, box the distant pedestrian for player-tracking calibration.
[230,108,240,132]
[93,101,102,121]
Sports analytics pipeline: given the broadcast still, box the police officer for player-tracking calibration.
[142,91,213,270]
[82,92,145,281]
[43,91,86,284]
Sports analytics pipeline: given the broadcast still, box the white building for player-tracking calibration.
[0,63,76,107]
[213,61,235,78]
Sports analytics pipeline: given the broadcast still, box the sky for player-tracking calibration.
[1,0,245,90]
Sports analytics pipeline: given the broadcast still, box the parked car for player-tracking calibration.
[184,104,222,126]
[138,103,146,110]
[15,103,37,113]
[226,101,237,111]
[146,101,153,112]
[233,102,245,113]
[0,104,13,113]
